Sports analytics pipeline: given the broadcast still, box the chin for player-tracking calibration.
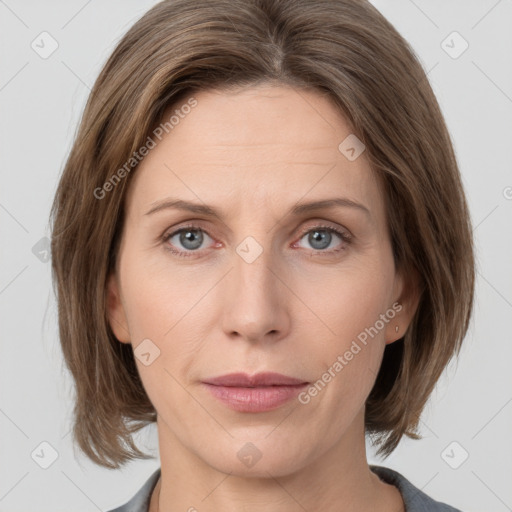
[200,439,311,479]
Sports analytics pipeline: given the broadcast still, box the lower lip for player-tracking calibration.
[201,383,308,412]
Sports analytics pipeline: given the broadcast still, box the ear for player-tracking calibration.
[384,265,422,345]
[106,272,131,344]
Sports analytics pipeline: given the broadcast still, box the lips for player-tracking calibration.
[201,372,309,413]
[202,372,308,387]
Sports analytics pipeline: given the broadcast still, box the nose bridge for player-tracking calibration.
[221,235,289,341]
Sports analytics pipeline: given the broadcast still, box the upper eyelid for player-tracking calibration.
[164,221,349,238]
[163,222,351,249]
[297,223,351,237]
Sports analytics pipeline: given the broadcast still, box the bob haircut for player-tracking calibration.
[50,0,475,469]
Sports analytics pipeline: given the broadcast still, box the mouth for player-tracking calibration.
[201,372,309,413]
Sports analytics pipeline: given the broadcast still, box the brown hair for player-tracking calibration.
[50,0,475,469]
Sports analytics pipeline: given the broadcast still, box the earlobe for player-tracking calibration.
[386,321,403,345]
[385,266,422,345]
[106,272,131,344]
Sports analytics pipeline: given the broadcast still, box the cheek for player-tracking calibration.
[119,252,208,386]
[301,262,392,342]
[294,259,392,394]
[122,275,196,415]
[120,247,198,340]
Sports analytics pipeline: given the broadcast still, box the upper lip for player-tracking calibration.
[202,372,308,387]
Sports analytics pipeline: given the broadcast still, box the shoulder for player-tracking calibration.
[106,468,161,512]
[370,465,463,512]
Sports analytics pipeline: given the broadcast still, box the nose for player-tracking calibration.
[220,242,291,344]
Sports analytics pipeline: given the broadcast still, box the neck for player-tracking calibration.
[150,411,403,512]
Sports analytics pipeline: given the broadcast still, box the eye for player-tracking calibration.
[162,225,214,258]
[161,223,352,259]
[294,225,351,255]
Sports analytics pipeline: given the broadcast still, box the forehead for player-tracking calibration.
[125,85,384,222]
[163,85,353,154]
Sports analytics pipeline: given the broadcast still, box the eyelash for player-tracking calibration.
[161,223,352,259]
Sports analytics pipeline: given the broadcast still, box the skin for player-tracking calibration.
[107,84,419,512]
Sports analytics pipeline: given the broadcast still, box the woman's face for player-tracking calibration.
[107,84,414,477]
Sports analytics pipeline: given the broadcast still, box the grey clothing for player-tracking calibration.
[107,465,462,511]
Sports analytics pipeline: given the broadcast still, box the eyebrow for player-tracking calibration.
[145,197,370,218]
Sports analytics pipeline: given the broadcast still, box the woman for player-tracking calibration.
[50,0,474,511]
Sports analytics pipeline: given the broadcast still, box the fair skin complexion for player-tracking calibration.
[107,84,418,512]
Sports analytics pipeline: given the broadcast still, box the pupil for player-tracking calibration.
[310,230,330,250]
[181,229,202,250]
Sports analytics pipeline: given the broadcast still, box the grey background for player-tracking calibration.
[1,1,511,511]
